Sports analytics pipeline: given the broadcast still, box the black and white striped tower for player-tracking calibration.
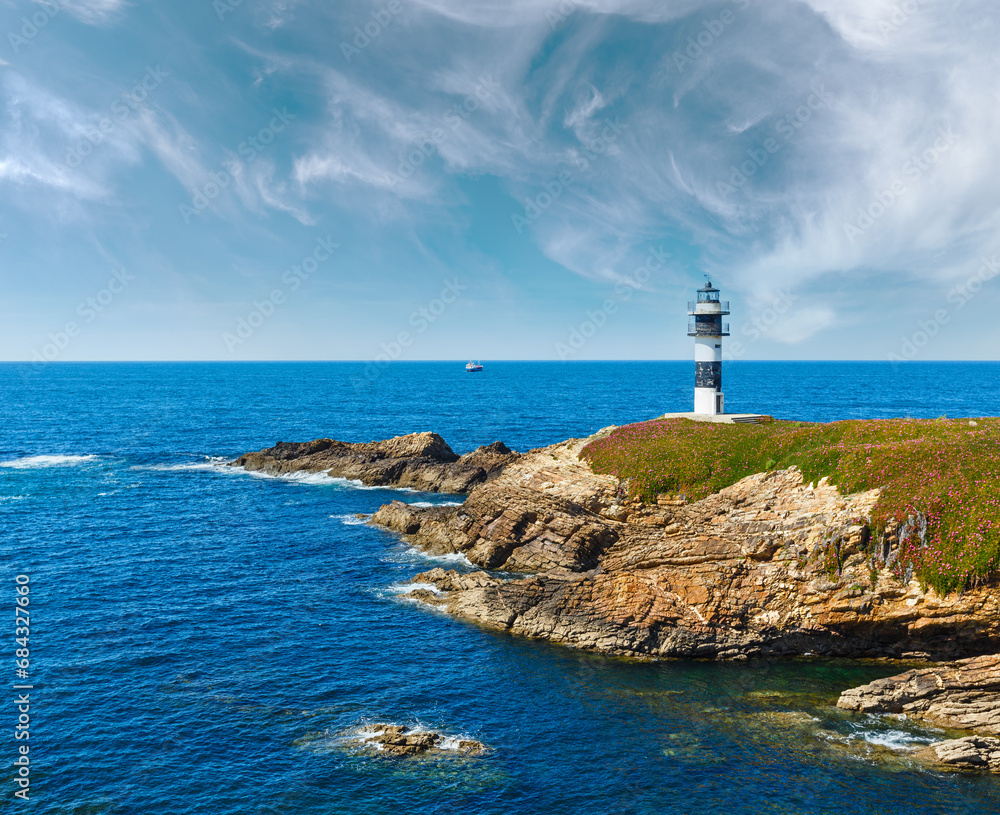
[687,279,730,416]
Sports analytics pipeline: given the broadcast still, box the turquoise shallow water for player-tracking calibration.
[3,361,1000,814]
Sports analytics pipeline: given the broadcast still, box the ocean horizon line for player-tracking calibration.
[3,359,1000,365]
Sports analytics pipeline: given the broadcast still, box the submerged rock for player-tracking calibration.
[231,433,519,493]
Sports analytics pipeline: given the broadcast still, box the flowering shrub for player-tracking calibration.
[582,418,1000,596]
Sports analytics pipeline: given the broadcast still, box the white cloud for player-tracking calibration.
[9,0,1000,353]
[371,0,1000,330]
[133,108,208,193]
[36,0,129,26]
[760,306,837,345]
[406,0,708,28]
[0,73,128,201]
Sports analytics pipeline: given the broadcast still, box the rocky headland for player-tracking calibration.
[367,435,1000,662]
[236,427,1000,661]
[236,422,1000,772]
[230,432,518,493]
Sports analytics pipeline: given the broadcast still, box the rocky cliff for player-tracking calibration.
[231,432,519,493]
[370,433,1000,661]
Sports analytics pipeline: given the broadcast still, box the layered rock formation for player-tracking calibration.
[243,427,1000,773]
[916,737,1000,772]
[371,434,1000,661]
[231,432,518,493]
[838,655,1000,772]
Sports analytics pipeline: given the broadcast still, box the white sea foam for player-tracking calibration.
[242,469,352,486]
[137,456,230,473]
[408,548,474,567]
[388,582,444,596]
[0,454,99,469]
[138,462,406,490]
[859,728,938,750]
[232,466,426,493]
[850,715,941,751]
[334,513,371,526]
[348,723,475,753]
[354,725,384,743]
[238,469,387,489]
[0,495,27,502]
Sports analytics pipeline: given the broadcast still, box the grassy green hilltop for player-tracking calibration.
[581,417,1000,596]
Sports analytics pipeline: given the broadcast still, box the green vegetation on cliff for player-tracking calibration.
[581,418,1000,595]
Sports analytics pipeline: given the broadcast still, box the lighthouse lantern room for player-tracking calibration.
[688,280,730,416]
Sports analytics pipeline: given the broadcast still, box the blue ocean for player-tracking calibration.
[3,361,1000,815]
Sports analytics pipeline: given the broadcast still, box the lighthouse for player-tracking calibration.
[688,279,730,416]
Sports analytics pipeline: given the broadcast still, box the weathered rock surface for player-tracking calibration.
[231,433,519,493]
[915,736,1000,772]
[345,724,487,757]
[838,655,1000,773]
[837,654,1000,733]
[373,434,1000,661]
[372,436,621,572]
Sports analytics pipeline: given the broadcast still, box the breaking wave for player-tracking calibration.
[0,454,100,469]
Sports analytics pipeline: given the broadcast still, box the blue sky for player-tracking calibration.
[1,0,999,361]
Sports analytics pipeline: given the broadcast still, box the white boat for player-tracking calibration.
[465,360,484,372]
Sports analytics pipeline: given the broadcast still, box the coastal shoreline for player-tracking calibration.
[233,422,1000,772]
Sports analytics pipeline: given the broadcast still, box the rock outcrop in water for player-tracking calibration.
[231,432,519,493]
[838,655,1000,772]
[368,434,1000,661]
[344,724,487,757]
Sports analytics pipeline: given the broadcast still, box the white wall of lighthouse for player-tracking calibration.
[688,281,729,416]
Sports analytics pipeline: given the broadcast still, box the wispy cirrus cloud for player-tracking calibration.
[33,0,129,26]
[283,0,1000,345]
[3,0,1000,360]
